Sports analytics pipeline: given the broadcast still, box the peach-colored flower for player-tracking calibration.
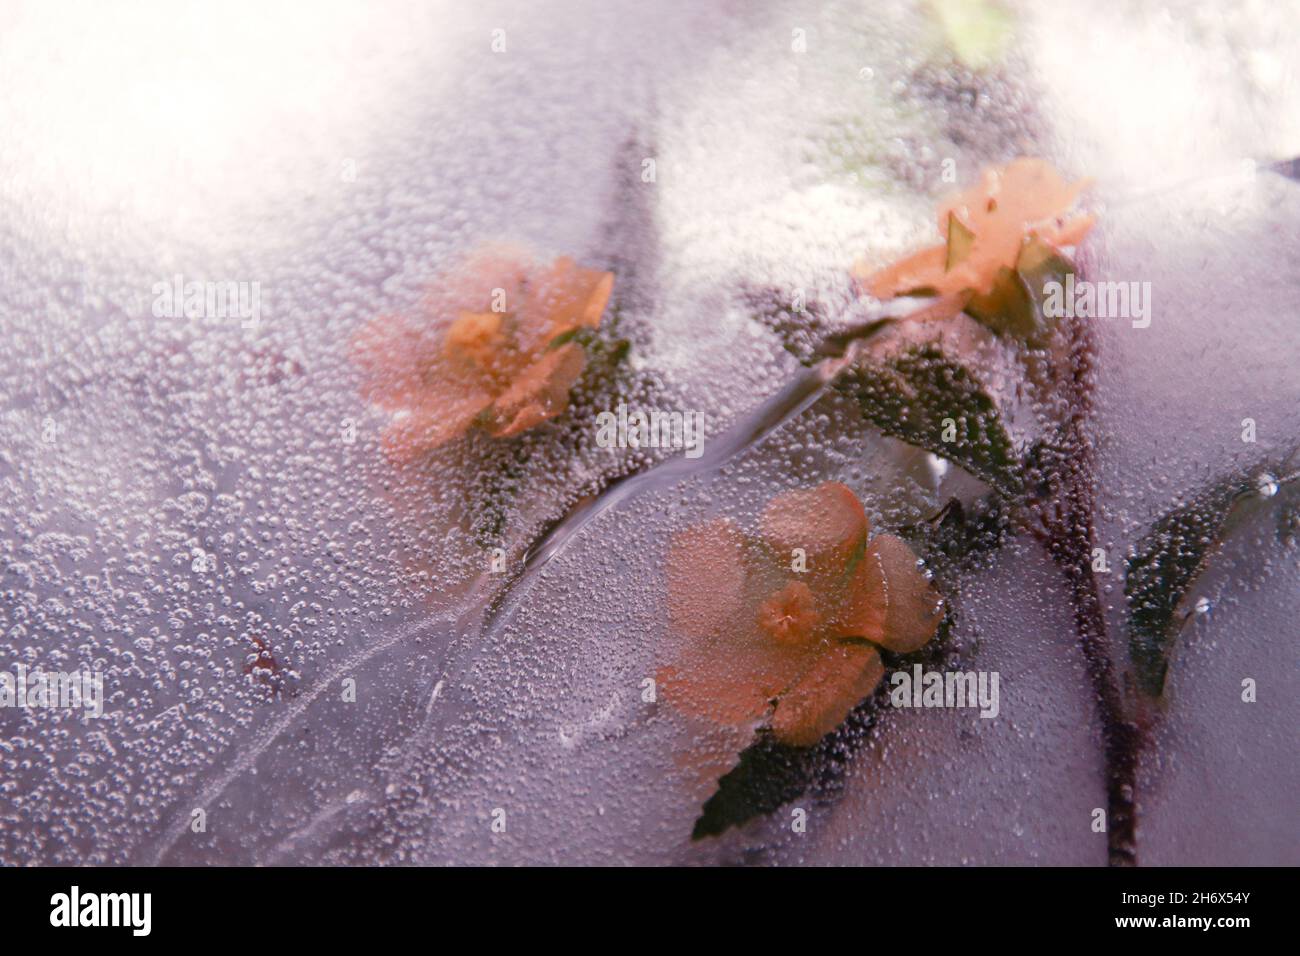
[853,158,1093,322]
[658,482,944,747]
[353,245,613,462]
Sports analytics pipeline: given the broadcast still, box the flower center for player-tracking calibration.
[757,580,821,646]
[444,310,509,371]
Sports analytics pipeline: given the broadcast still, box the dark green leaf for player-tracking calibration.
[965,237,1075,346]
[692,733,814,840]
[1124,467,1292,697]
[1272,465,1300,546]
[465,437,531,550]
[897,495,1012,580]
[835,344,1023,497]
[945,211,976,271]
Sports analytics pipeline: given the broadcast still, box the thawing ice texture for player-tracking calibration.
[0,0,1296,865]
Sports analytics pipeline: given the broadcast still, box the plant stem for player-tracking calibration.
[1052,504,1140,866]
[1032,314,1141,866]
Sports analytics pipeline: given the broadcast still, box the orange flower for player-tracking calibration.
[658,482,944,747]
[353,245,613,462]
[854,158,1093,319]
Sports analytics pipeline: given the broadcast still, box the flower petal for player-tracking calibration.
[770,642,884,746]
[351,314,442,412]
[486,341,587,437]
[353,310,497,459]
[517,257,613,356]
[656,656,777,728]
[443,310,508,372]
[428,244,536,319]
[1041,212,1095,250]
[665,518,747,639]
[380,391,494,463]
[940,158,1085,235]
[760,481,869,572]
[855,244,947,300]
[932,158,1092,296]
[894,291,971,324]
[836,533,943,653]
[421,244,539,373]
[756,580,821,646]
[661,519,816,729]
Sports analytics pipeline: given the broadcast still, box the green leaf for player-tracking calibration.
[547,323,630,364]
[465,438,531,550]
[835,344,1023,497]
[930,0,1015,70]
[897,495,1011,580]
[692,732,814,840]
[1271,463,1300,546]
[965,237,1074,346]
[1124,466,1294,697]
[945,212,976,271]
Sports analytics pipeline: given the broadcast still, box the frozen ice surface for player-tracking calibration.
[0,0,1296,864]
